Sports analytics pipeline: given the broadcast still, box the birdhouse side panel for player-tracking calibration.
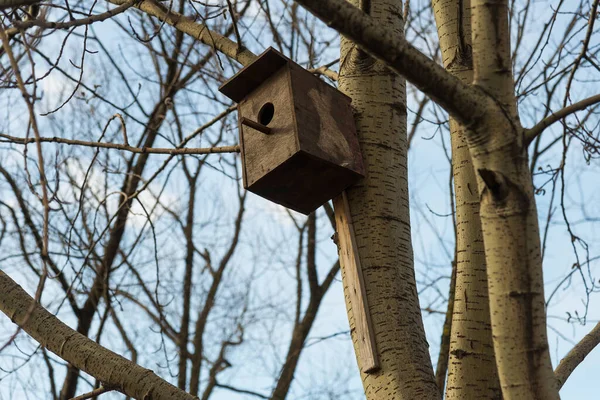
[238,67,299,188]
[289,65,364,176]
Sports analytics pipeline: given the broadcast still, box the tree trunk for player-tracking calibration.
[467,0,559,398]
[431,1,501,398]
[338,1,439,399]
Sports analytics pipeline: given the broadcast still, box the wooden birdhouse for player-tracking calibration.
[219,48,365,215]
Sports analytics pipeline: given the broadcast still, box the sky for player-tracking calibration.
[1,0,599,399]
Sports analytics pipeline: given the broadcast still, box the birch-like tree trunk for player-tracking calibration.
[338,1,439,399]
[432,1,500,398]
[295,0,562,397]
[467,1,559,398]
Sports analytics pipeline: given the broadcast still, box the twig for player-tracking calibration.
[0,20,50,304]
[13,0,137,30]
[214,383,268,399]
[70,386,115,400]
[308,59,340,81]
[225,0,243,53]
[108,0,257,66]
[525,94,600,145]
[0,133,240,155]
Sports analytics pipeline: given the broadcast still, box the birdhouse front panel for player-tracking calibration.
[237,67,298,188]
[219,48,365,215]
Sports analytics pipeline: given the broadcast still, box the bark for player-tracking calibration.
[555,322,600,389]
[468,1,559,398]
[337,1,439,399]
[294,0,493,128]
[297,0,560,397]
[434,259,455,392]
[0,270,196,400]
[431,1,500,398]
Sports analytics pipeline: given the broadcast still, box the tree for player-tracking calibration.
[1,0,600,399]
[0,3,352,399]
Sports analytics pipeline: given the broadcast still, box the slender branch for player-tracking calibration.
[555,322,600,389]
[525,94,600,145]
[108,0,257,66]
[292,0,492,128]
[70,386,115,400]
[308,65,339,81]
[225,0,243,52]
[0,133,239,155]
[214,383,268,399]
[0,270,196,400]
[13,0,137,30]
[1,19,50,303]
[308,59,340,81]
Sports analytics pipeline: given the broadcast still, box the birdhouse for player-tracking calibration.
[219,48,365,215]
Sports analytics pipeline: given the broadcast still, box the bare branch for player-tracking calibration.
[109,0,257,66]
[70,386,115,400]
[12,0,136,31]
[0,270,196,400]
[225,0,243,53]
[308,59,339,81]
[555,322,600,389]
[292,0,492,128]
[214,383,268,399]
[525,94,600,145]
[0,133,240,155]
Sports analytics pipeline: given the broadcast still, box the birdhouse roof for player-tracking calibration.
[219,47,290,103]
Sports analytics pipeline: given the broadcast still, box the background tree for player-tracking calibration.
[1,0,600,399]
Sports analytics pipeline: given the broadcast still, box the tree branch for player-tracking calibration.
[12,0,137,30]
[525,94,600,145]
[70,386,115,400]
[108,0,257,67]
[0,133,240,155]
[555,322,600,389]
[0,270,196,400]
[0,0,39,9]
[292,0,492,128]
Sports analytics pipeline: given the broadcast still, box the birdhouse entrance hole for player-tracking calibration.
[258,102,275,126]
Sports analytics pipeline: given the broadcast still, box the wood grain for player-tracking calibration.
[333,192,380,373]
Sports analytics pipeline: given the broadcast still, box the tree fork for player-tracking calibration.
[468,1,559,398]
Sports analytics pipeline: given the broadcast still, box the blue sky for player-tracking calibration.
[1,0,599,399]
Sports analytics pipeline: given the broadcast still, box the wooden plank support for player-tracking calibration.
[332,191,380,373]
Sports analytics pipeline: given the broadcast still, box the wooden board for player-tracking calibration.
[289,63,364,177]
[333,192,380,373]
[238,67,298,188]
